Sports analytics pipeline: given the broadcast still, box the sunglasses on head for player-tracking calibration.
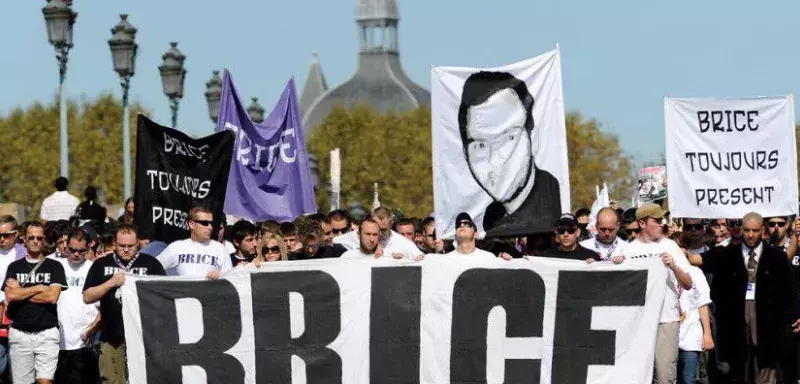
[457,221,474,229]
[556,227,577,235]
[262,246,281,254]
[726,219,743,227]
[331,228,348,235]
[684,223,704,231]
[191,220,213,227]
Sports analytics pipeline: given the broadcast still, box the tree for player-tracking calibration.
[0,94,148,215]
[566,112,635,210]
[307,106,433,218]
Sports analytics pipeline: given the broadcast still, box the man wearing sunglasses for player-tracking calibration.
[328,210,351,238]
[157,207,233,279]
[3,221,68,384]
[766,216,797,259]
[83,224,165,384]
[542,214,601,262]
[579,208,627,262]
[292,220,346,260]
[623,203,693,384]
[54,228,100,383]
[445,213,500,260]
[0,215,24,379]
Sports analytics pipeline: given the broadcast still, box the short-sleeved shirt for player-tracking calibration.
[157,239,232,277]
[624,237,693,323]
[82,254,165,345]
[2,257,68,332]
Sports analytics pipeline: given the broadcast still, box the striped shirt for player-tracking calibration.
[40,191,80,221]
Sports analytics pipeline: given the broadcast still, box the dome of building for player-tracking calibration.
[300,0,430,136]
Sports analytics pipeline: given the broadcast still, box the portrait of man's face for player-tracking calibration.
[464,88,532,203]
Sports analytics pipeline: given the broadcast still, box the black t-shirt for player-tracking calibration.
[83,254,166,345]
[230,253,254,267]
[2,257,68,332]
[540,245,601,261]
[289,244,346,261]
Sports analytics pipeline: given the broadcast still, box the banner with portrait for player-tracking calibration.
[637,166,667,205]
[431,49,570,239]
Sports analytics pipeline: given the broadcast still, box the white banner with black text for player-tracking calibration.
[665,96,798,218]
[122,257,667,384]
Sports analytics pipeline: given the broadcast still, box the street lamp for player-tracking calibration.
[204,70,222,126]
[108,14,137,200]
[247,97,265,124]
[159,42,186,128]
[42,0,77,178]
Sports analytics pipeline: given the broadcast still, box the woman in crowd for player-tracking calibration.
[259,233,288,262]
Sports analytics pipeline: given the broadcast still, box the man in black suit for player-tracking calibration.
[690,212,800,383]
[458,71,561,237]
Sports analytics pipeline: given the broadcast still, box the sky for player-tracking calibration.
[1,0,798,165]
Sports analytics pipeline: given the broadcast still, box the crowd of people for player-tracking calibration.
[0,176,799,384]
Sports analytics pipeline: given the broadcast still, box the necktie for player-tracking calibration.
[747,250,757,283]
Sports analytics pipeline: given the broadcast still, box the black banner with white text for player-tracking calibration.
[133,115,234,243]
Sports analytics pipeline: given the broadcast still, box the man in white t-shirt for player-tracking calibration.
[157,207,233,279]
[579,207,627,261]
[622,203,693,384]
[341,219,401,259]
[333,206,423,261]
[677,265,713,384]
[55,228,100,383]
[445,212,501,260]
[0,215,24,379]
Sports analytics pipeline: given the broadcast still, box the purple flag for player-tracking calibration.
[216,70,317,221]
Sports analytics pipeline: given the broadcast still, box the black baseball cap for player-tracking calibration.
[555,213,578,228]
[455,212,476,228]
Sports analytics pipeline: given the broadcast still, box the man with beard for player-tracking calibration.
[229,220,259,267]
[579,207,627,261]
[765,216,796,260]
[340,219,395,259]
[690,212,800,383]
[334,207,423,260]
[83,224,165,384]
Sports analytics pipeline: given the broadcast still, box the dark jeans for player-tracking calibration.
[54,347,99,384]
[679,350,700,384]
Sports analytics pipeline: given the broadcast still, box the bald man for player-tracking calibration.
[580,207,627,262]
[692,212,800,384]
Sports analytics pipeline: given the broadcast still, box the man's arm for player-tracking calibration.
[83,272,124,304]
[5,284,47,303]
[699,305,714,351]
[29,285,62,305]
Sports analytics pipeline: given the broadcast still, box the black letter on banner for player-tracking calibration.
[371,267,422,384]
[451,269,545,384]
[551,270,647,383]
[137,280,244,384]
[252,271,342,384]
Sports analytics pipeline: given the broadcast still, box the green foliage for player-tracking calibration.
[307,106,433,218]
[565,111,635,209]
[0,94,148,214]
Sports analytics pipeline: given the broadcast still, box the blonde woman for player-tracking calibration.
[259,233,288,262]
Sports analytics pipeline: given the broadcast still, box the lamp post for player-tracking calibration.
[108,14,137,200]
[204,70,222,127]
[246,97,265,124]
[42,0,77,178]
[307,153,319,189]
[159,42,186,128]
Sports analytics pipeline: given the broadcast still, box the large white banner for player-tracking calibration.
[665,96,798,218]
[431,49,570,239]
[122,257,667,384]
